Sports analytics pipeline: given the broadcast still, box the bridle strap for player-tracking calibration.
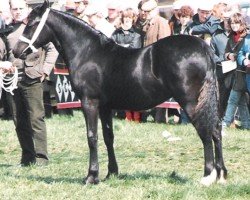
[19,8,50,53]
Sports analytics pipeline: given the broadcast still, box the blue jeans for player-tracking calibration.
[223,89,250,129]
[247,74,250,94]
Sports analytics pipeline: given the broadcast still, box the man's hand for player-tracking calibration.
[40,73,47,82]
[243,58,250,67]
[0,61,15,74]
[227,53,235,61]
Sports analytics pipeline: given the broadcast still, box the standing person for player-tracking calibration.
[133,0,151,122]
[112,8,141,48]
[73,0,89,22]
[111,8,142,122]
[85,5,115,38]
[106,0,121,29]
[142,0,171,46]
[141,0,171,123]
[187,2,220,44]
[222,12,250,130]
[171,5,194,124]
[210,8,232,118]
[238,35,250,95]
[0,2,12,26]
[0,15,6,30]
[4,0,58,166]
[0,36,6,62]
[64,0,75,14]
[177,5,194,34]
[237,30,250,123]
[0,21,8,117]
[134,0,148,52]
[0,11,14,120]
[212,2,228,22]
[169,1,181,35]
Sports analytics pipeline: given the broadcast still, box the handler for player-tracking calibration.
[2,0,58,166]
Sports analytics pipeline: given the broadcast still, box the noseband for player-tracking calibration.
[19,8,50,54]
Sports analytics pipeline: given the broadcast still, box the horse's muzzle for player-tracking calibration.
[12,48,29,60]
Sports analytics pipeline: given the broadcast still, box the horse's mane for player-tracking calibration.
[51,8,116,47]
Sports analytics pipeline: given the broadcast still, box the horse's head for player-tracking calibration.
[13,0,52,59]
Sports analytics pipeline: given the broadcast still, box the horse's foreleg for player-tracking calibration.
[82,98,99,184]
[190,74,226,186]
[99,106,118,179]
[212,129,227,184]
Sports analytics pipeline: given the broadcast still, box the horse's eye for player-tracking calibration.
[26,19,39,27]
[26,22,33,27]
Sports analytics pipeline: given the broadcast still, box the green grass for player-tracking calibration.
[0,111,249,200]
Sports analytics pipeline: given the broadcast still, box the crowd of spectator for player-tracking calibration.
[1,0,250,130]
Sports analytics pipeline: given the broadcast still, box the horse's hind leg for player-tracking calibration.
[196,123,227,186]
[194,124,217,186]
[185,75,226,186]
[212,129,227,184]
[99,106,118,179]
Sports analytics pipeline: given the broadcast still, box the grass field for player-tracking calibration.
[0,111,249,200]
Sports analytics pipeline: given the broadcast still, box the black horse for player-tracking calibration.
[13,1,227,186]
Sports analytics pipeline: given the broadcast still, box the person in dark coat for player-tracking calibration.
[111,8,142,122]
[222,12,250,130]
[210,9,232,117]
[169,1,181,35]
[112,8,141,49]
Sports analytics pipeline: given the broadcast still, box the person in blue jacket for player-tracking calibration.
[237,34,250,94]
[186,2,220,45]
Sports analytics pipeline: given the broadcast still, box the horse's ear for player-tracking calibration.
[41,0,50,12]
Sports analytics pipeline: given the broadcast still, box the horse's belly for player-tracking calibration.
[106,91,170,111]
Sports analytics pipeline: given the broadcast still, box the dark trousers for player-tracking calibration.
[154,107,166,123]
[0,91,13,120]
[12,81,47,163]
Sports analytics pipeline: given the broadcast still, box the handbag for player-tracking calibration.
[224,70,235,89]
[232,70,247,92]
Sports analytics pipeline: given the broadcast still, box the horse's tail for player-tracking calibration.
[194,49,220,132]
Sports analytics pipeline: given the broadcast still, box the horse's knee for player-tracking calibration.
[87,134,98,148]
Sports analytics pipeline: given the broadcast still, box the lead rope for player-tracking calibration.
[0,68,18,99]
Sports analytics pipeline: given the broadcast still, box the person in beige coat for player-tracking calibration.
[141,0,171,123]
[142,0,171,46]
[3,0,58,166]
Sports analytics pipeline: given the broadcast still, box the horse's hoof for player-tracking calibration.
[200,169,217,186]
[83,176,99,185]
[217,169,227,185]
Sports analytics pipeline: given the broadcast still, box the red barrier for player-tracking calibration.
[57,101,180,109]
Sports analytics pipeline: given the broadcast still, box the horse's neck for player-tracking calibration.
[48,10,100,67]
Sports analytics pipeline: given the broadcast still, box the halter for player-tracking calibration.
[19,8,50,54]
